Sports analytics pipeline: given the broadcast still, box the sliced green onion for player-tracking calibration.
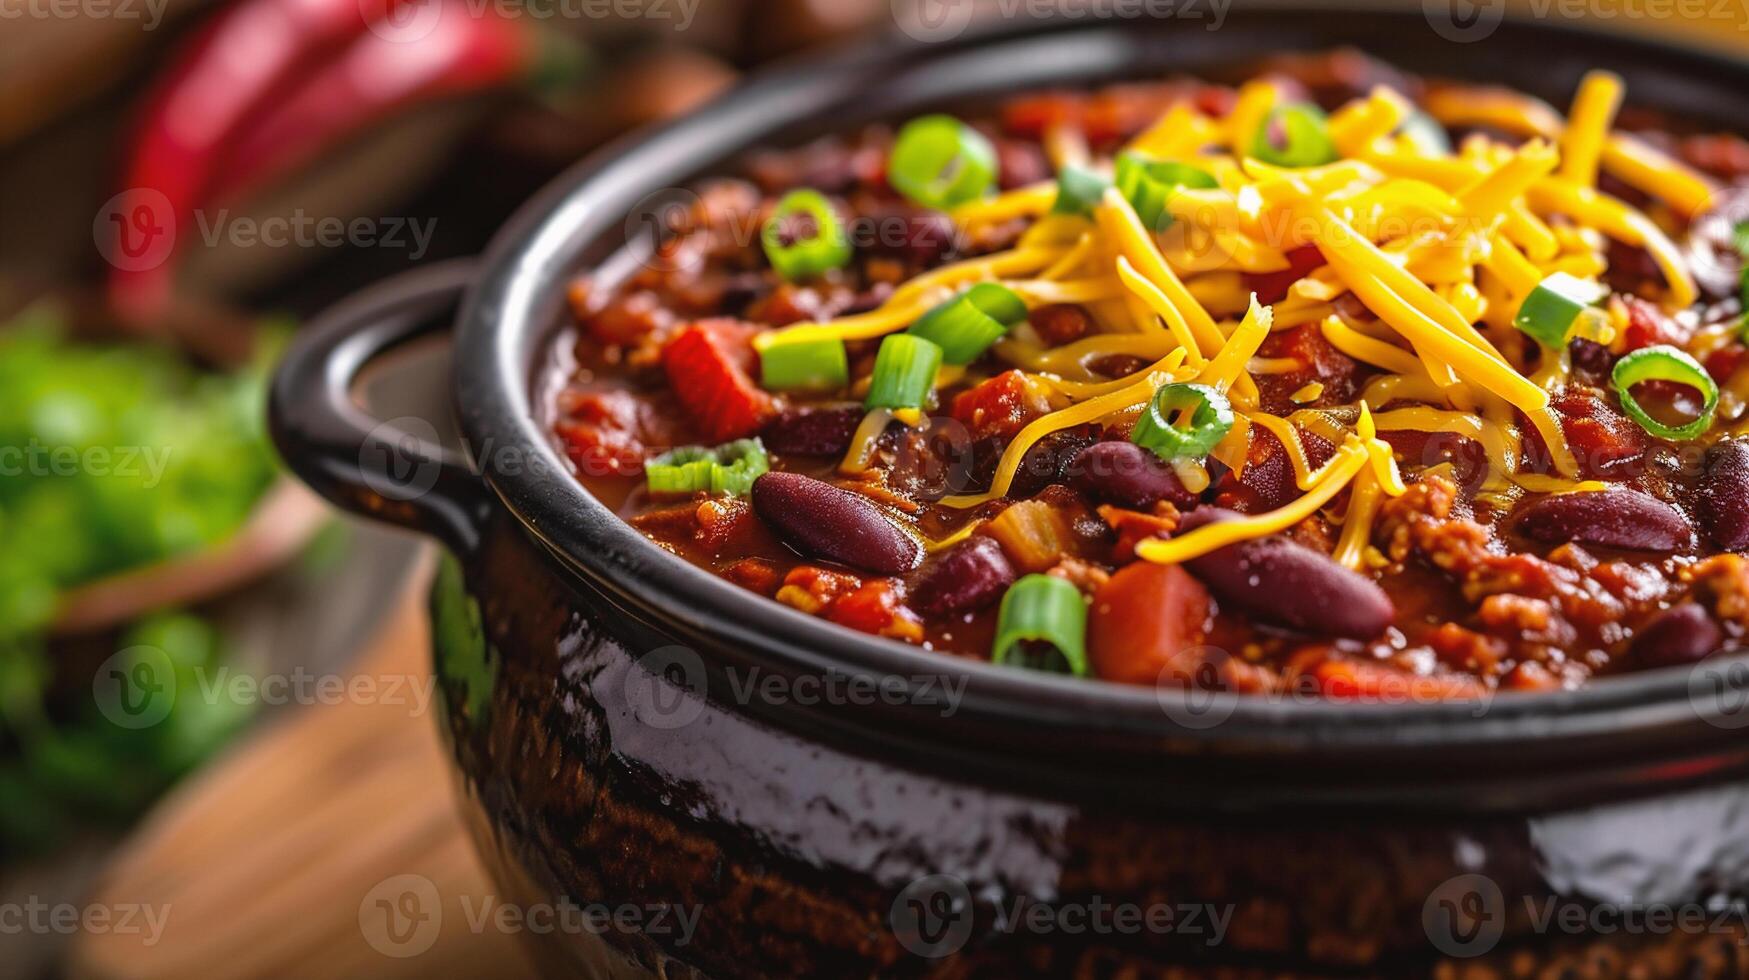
[761,189,852,281]
[1131,382,1234,461]
[1052,164,1112,217]
[760,337,848,391]
[1513,272,1607,348]
[1611,344,1719,441]
[1397,111,1452,156]
[1114,152,1218,231]
[646,439,770,497]
[992,574,1088,676]
[1250,103,1338,169]
[888,114,997,210]
[909,282,1027,364]
[865,334,943,411]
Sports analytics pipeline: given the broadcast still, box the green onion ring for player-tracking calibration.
[992,574,1089,676]
[761,189,853,281]
[1610,344,1719,441]
[646,439,770,497]
[1250,103,1338,169]
[888,114,997,210]
[1130,382,1235,461]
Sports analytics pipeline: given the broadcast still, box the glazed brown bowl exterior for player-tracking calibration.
[271,9,1749,977]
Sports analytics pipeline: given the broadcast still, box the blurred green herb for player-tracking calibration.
[0,306,282,856]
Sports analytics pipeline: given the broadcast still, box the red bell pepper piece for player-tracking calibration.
[661,320,777,443]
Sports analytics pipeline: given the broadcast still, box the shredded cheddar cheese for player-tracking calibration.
[815,70,1707,574]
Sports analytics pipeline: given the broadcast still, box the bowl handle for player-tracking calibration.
[269,260,490,556]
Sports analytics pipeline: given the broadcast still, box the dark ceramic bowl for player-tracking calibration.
[271,9,1749,977]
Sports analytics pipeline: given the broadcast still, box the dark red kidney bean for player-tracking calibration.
[751,472,922,575]
[757,406,864,456]
[1700,438,1749,550]
[1631,603,1724,668]
[909,536,1015,618]
[1176,508,1395,639]
[1068,441,1197,510]
[1514,487,1695,551]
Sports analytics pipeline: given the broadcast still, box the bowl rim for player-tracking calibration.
[451,4,1749,769]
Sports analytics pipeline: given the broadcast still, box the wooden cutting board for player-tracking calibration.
[66,549,539,980]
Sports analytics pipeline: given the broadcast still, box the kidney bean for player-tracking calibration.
[1700,438,1749,550]
[1068,441,1197,510]
[751,472,922,575]
[1514,487,1695,551]
[909,536,1015,618]
[757,406,864,456]
[1175,508,1395,639]
[1631,603,1724,668]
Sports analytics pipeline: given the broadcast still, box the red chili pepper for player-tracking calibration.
[661,320,777,443]
[110,0,417,320]
[109,0,577,322]
[208,0,572,206]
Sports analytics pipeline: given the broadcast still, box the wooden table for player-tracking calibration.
[67,550,538,980]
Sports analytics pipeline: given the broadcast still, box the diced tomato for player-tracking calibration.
[1001,91,1080,139]
[1213,427,1336,514]
[1087,562,1213,686]
[582,289,673,348]
[1242,245,1325,305]
[950,370,1055,441]
[554,389,663,477]
[1619,297,1691,352]
[661,319,777,442]
[1377,429,1489,495]
[828,580,924,642]
[1309,658,1488,702]
[1706,345,1747,383]
[1529,386,1648,477]
[694,497,772,557]
[1250,322,1362,415]
[723,558,783,596]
